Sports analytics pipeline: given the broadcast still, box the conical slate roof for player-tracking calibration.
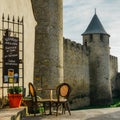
[82,13,109,35]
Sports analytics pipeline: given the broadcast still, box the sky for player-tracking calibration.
[63,0,120,71]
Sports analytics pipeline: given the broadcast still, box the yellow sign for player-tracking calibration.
[8,69,14,77]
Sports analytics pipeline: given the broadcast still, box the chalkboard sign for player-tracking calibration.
[3,36,19,83]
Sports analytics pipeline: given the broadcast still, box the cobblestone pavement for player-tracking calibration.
[22,107,120,120]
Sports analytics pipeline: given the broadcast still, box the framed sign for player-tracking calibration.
[3,36,19,83]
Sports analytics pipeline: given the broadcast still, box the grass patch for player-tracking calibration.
[75,98,120,110]
[110,98,120,107]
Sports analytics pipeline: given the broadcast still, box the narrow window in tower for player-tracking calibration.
[84,39,87,44]
[100,34,103,41]
[89,34,93,42]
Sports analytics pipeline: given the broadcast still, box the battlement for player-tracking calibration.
[110,55,118,71]
[64,38,83,51]
[110,55,118,63]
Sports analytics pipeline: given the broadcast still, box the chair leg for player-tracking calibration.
[62,103,65,114]
[42,103,46,115]
[56,103,59,116]
[33,107,36,116]
[65,102,71,115]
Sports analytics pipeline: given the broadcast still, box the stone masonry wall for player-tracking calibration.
[83,34,112,105]
[64,38,90,109]
[110,55,118,97]
[31,0,63,98]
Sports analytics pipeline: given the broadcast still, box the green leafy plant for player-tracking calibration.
[8,86,22,94]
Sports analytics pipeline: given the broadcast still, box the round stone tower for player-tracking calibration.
[82,12,112,105]
[31,0,63,95]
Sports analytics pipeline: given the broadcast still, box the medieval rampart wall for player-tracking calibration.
[110,55,118,95]
[63,38,90,109]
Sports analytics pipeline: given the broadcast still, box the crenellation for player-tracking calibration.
[110,55,118,70]
[76,43,82,49]
[110,55,118,65]
[64,38,71,46]
[64,38,83,51]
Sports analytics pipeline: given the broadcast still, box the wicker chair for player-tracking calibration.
[28,82,44,116]
[53,83,71,116]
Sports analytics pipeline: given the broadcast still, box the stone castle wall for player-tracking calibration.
[31,0,64,98]
[83,34,112,105]
[63,38,90,109]
[110,55,118,96]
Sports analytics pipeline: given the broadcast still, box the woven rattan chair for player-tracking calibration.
[53,83,71,116]
[28,82,44,116]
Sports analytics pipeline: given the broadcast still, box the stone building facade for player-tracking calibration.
[0,0,120,109]
[0,0,36,98]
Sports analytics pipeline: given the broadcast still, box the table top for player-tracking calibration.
[23,98,66,102]
[40,98,67,102]
[37,88,56,91]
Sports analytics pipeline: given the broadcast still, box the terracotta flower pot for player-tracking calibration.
[8,94,22,108]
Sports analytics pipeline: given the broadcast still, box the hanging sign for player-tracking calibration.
[3,36,19,83]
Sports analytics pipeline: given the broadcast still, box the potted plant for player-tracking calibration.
[8,86,22,108]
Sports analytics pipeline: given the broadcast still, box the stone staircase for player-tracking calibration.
[0,107,26,120]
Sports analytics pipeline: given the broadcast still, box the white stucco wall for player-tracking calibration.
[0,0,36,96]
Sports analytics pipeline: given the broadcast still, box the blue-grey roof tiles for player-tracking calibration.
[82,13,109,36]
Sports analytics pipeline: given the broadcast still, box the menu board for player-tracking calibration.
[3,36,19,83]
